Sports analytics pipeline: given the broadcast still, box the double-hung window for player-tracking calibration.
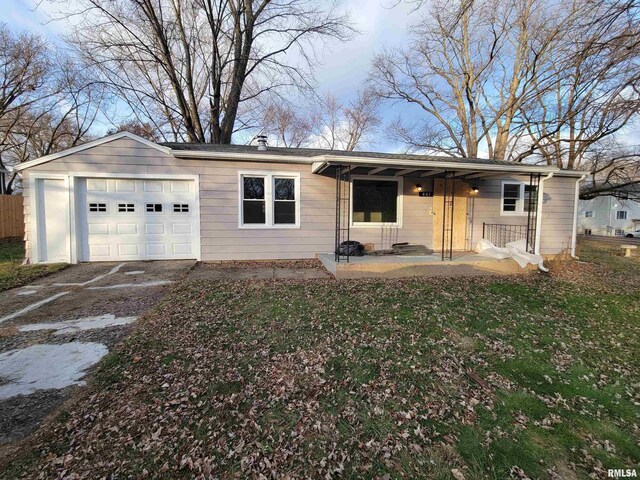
[239,172,299,227]
[501,181,535,216]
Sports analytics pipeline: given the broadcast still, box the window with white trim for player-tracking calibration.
[584,211,593,218]
[615,228,624,236]
[351,177,401,226]
[616,210,627,220]
[239,173,299,227]
[501,181,527,215]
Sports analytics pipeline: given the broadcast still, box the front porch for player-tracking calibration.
[318,251,537,279]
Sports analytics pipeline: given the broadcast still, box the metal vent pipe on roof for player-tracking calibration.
[256,135,267,151]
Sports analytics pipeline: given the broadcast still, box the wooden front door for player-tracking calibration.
[432,178,469,251]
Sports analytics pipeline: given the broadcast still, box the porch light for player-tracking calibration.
[416,184,422,192]
[472,185,479,193]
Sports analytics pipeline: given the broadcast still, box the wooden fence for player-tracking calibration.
[0,195,24,239]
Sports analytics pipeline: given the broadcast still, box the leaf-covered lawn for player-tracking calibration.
[0,239,67,292]
[2,240,639,479]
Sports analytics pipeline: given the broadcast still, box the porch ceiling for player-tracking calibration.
[311,160,555,179]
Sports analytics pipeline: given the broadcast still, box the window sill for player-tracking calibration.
[500,212,527,217]
[238,224,301,230]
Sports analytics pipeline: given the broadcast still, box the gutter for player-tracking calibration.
[535,172,554,272]
[571,174,588,258]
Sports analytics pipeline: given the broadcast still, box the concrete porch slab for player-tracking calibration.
[318,252,537,278]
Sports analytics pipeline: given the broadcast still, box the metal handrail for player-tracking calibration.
[482,223,529,248]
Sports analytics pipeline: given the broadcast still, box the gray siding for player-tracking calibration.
[24,137,578,261]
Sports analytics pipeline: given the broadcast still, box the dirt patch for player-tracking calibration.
[189,259,331,281]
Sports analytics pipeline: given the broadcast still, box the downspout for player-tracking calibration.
[535,172,554,272]
[570,174,588,259]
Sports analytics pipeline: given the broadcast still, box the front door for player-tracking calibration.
[432,178,469,251]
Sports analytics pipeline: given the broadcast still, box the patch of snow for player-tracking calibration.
[124,270,145,275]
[16,290,37,296]
[0,343,108,399]
[19,314,137,335]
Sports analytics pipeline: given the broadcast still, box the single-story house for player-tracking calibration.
[15,132,585,265]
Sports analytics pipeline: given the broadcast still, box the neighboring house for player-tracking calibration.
[578,197,640,236]
[15,132,585,264]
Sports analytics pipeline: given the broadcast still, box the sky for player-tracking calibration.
[2,0,422,153]
[2,0,638,155]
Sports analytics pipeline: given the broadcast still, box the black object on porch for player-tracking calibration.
[334,165,352,262]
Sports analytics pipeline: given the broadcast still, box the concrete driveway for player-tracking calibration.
[0,260,195,446]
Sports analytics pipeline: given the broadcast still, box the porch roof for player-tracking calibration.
[310,156,583,178]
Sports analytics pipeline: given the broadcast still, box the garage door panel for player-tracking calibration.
[82,178,198,261]
[116,223,138,234]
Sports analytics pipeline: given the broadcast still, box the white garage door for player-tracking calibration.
[80,178,199,261]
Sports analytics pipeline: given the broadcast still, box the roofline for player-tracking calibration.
[171,149,315,164]
[552,169,589,178]
[311,156,558,174]
[15,132,172,172]
[174,150,559,174]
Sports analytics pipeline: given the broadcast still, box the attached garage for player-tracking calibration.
[19,133,202,264]
[79,178,199,261]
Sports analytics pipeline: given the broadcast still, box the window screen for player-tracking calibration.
[274,177,295,224]
[502,183,521,213]
[242,177,265,224]
[352,179,398,223]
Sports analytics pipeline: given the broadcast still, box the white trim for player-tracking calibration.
[29,173,72,264]
[237,170,301,229]
[15,132,171,171]
[350,175,403,228]
[571,174,587,257]
[175,150,315,164]
[500,180,527,216]
[67,172,198,180]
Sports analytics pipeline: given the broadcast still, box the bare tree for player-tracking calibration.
[257,88,381,151]
[370,0,566,159]
[260,102,313,148]
[0,27,105,194]
[579,140,640,200]
[516,0,640,170]
[52,0,355,144]
[107,120,161,142]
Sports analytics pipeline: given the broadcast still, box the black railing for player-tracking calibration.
[482,223,529,248]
